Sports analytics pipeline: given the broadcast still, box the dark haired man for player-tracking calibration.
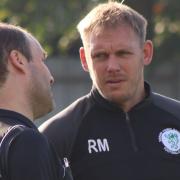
[0,22,72,180]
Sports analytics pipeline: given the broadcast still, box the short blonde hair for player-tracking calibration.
[77,1,147,47]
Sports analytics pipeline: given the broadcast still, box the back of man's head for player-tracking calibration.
[0,23,32,86]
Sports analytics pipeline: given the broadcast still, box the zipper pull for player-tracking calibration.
[63,157,69,168]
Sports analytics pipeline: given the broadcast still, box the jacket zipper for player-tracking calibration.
[125,112,138,152]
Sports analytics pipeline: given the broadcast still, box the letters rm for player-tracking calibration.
[88,138,110,153]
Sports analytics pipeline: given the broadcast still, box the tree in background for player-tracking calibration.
[153,0,180,63]
[0,0,88,56]
[0,0,179,63]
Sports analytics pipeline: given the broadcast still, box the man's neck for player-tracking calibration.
[0,92,33,121]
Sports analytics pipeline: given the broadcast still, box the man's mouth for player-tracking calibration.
[106,79,125,84]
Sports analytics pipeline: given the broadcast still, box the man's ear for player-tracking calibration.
[8,50,28,73]
[79,47,89,72]
[143,40,153,66]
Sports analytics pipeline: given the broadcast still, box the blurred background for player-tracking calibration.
[1,0,180,125]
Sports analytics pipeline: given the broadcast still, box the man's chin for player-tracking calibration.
[105,91,128,102]
[34,102,55,120]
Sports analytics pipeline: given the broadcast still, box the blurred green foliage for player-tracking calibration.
[0,0,179,63]
[153,0,180,63]
[0,0,94,56]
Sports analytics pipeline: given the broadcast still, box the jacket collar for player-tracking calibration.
[90,82,152,113]
[0,109,37,129]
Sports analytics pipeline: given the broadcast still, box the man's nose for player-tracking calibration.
[107,55,120,72]
[50,75,54,85]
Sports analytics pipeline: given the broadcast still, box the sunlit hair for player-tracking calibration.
[0,22,34,85]
[77,1,147,47]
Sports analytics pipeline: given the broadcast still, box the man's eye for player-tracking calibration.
[92,53,108,60]
[116,51,132,57]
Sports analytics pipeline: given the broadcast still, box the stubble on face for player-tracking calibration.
[85,25,146,111]
[27,39,55,119]
[31,75,55,119]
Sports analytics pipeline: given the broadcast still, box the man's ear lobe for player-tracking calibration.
[79,47,89,72]
[9,50,27,73]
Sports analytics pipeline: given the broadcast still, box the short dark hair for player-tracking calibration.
[0,23,32,85]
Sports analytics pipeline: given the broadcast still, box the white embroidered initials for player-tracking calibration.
[88,138,110,153]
